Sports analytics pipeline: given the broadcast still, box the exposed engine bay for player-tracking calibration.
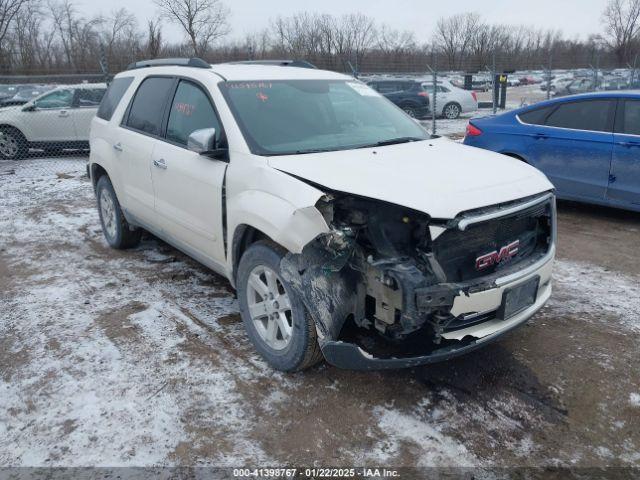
[280,191,555,364]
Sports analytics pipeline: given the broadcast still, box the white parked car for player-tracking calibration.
[0,83,106,159]
[422,80,478,119]
[89,58,555,372]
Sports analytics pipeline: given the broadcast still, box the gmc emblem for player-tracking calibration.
[475,240,520,271]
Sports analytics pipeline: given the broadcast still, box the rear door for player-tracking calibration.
[526,99,615,200]
[72,87,106,141]
[118,76,175,224]
[610,98,640,206]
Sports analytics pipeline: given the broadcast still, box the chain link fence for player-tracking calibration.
[1,55,636,177]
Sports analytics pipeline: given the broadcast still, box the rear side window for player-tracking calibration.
[125,77,174,135]
[376,82,402,93]
[97,77,133,120]
[77,88,106,108]
[166,80,220,146]
[544,100,612,132]
[620,100,640,135]
[518,106,555,125]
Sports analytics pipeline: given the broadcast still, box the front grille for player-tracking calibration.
[432,196,553,283]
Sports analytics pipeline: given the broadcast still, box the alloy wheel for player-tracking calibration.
[444,104,460,119]
[246,265,293,351]
[0,131,19,158]
[99,190,117,240]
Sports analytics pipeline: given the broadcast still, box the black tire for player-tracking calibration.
[96,175,141,249]
[237,241,323,372]
[401,105,418,118]
[0,126,28,160]
[443,102,461,119]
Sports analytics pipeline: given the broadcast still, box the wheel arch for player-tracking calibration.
[90,162,110,191]
[231,224,272,285]
[442,100,462,113]
[501,152,529,163]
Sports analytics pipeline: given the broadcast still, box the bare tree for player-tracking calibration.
[602,0,640,65]
[146,18,163,58]
[0,0,28,45]
[434,12,482,70]
[153,0,229,57]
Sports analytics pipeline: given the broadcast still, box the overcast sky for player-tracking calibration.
[76,0,607,44]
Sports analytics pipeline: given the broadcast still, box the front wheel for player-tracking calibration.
[96,175,141,249]
[0,127,28,160]
[237,241,323,372]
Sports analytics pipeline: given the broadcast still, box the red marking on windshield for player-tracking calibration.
[256,92,269,102]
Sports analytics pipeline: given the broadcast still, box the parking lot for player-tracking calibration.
[1,153,639,470]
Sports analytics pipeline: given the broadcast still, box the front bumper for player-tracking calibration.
[321,248,554,370]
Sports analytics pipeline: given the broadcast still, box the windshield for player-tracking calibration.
[219,80,429,156]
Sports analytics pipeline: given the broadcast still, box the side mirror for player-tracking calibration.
[22,104,35,112]
[187,128,217,154]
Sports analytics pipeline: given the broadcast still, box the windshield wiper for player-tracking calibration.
[357,137,425,149]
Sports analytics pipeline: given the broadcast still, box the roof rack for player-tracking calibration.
[126,57,211,70]
[228,60,317,69]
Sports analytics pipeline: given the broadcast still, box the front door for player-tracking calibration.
[526,98,615,201]
[26,89,76,142]
[610,99,640,206]
[151,79,227,265]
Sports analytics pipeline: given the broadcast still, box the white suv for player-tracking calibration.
[0,83,106,159]
[89,58,556,372]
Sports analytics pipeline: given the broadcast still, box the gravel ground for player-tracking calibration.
[1,155,639,472]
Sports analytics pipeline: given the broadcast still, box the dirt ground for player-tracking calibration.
[1,156,639,474]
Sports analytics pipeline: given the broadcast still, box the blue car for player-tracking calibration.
[463,91,640,212]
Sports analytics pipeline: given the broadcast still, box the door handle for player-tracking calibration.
[113,143,123,152]
[58,110,69,118]
[533,133,548,140]
[153,158,167,170]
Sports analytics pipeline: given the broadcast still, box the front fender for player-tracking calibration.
[227,190,330,255]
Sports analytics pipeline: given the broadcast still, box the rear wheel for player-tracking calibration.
[96,175,141,249]
[237,241,323,372]
[0,127,28,160]
[443,102,461,119]
[401,105,418,118]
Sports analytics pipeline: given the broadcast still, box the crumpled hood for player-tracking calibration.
[268,137,553,219]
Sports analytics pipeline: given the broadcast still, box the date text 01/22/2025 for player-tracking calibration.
[232,468,400,477]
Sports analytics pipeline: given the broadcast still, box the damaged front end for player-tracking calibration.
[280,191,556,370]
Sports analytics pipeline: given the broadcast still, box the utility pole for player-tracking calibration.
[99,44,110,85]
[545,52,553,101]
[427,65,437,137]
[492,52,497,115]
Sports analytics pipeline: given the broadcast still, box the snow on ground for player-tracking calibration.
[550,260,640,332]
[1,157,639,468]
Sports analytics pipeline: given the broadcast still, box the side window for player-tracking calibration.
[166,80,220,146]
[621,100,640,136]
[77,88,106,108]
[35,89,74,109]
[518,105,555,125]
[544,100,612,132]
[126,77,175,136]
[97,77,133,121]
[127,77,173,135]
[377,82,400,94]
